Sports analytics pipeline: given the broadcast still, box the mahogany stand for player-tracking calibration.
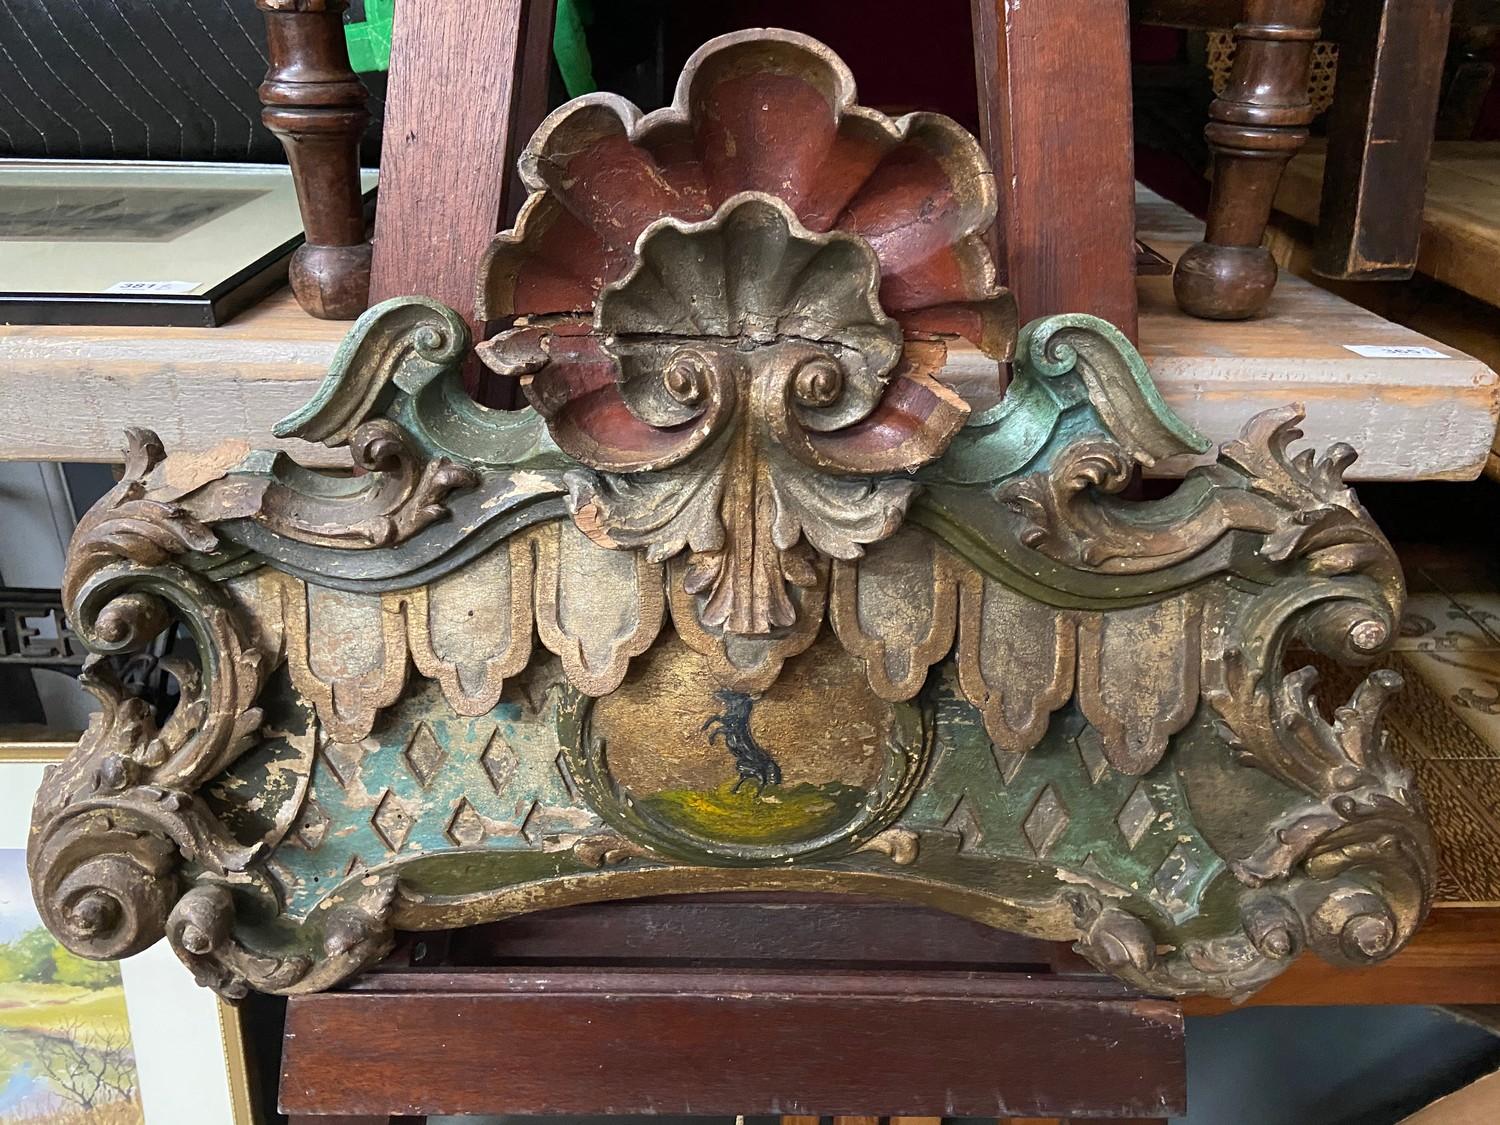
[280,897,1184,1121]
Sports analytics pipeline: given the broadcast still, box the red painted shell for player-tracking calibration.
[477,28,1012,358]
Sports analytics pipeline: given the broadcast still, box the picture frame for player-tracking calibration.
[0,160,377,328]
[0,736,253,1124]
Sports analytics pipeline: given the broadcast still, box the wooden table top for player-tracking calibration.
[1276,141,1500,311]
[1,187,1494,480]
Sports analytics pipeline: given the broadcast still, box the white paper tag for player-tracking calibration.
[1342,344,1451,359]
[104,280,200,295]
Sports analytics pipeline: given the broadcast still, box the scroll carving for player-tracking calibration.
[28,28,1431,1005]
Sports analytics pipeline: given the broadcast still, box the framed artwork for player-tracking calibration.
[0,739,252,1125]
[0,160,377,328]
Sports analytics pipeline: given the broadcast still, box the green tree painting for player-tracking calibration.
[0,850,140,1123]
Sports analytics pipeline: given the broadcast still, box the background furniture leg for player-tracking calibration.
[1173,0,1325,319]
[971,0,1140,340]
[257,0,373,320]
[1314,0,1455,279]
[1436,8,1500,140]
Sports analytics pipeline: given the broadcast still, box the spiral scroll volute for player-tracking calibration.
[30,811,177,962]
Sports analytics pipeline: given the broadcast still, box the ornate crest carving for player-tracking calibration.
[29,29,1431,1004]
[478,28,1005,635]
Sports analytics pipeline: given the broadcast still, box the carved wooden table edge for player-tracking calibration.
[27,27,1431,1032]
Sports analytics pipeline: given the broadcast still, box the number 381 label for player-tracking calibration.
[104,280,200,295]
[1342,344,1452,359]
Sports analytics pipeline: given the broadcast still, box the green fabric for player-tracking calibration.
[554,0,597,97]
[344,0,395,73]
[343,1,594,97]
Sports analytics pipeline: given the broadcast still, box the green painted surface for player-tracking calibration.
[933,313,1208,487]
[901,666,1225,927]
[211,657,1230,932]
[345,0,395,73]
[250,677,600,919]
[192,300,1272,977]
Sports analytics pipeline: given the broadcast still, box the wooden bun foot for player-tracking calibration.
[290,242,374,321]
[1172,242,1278,320]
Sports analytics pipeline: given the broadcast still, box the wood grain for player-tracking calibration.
[971,0,1138,338]
[1183,906,1500,1012]
[1171,0,1326,320]
[257,0,373,319]
[369,0,527,334]
[1314,0,1455,279]
[441,894,1068,969]
[279,969,1185,1117]
[504,0,558,226]
[1277,142,1500,308]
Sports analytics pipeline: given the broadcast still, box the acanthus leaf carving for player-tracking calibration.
[500,195,969,635]
[1194,410,1429,976]
[33,429,269,971]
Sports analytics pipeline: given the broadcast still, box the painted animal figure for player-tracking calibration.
[702,690,783,794]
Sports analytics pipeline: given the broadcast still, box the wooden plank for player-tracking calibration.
[0,289,349,469]
[1276,142,1500,308]
[1134,186,1500,481]
[503,0,558,226]
[1183,905,1500,1012]
[971,0,1138,338]
[279,969,1185,1118]
[2,189,1491,480]
[1314,0,1455,279]
[369,0,527,335]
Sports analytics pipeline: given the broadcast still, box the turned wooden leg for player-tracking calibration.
[258,0,374,320]
[1173,0,1325,320]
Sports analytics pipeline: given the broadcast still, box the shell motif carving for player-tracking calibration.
[479,29,1011,634]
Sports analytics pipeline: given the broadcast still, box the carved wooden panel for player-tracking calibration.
[30,29,1431,1003]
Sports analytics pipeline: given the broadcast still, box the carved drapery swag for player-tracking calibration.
[31,30,1431,1001]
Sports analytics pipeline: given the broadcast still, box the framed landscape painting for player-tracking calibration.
[0,740,251,1125]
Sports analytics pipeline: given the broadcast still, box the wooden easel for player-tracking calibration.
[279,4,1179,1120]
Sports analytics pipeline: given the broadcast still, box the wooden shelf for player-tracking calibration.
[1,186,1494,479]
